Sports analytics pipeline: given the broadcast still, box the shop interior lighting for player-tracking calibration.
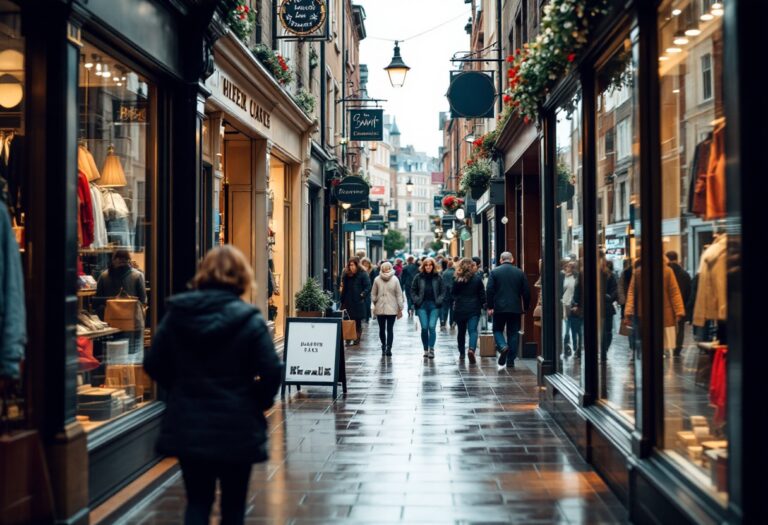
[673,31,689,46]
[685,24,702,36]
[100,144,127,187]
[102,64,111,79]
[712,6,724,16]
[659,55,670,61]
[0,74,23,109]
[700,11,714,21]
[671,8,682,16]
[95,63,102,76]
[83,54,93,69]
[665,46,683,54]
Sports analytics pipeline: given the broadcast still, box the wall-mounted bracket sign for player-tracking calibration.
[387,209,399,222]
[447,71,495,118]
[281,318,346,398]
[279,0,327,37]
[349,109,384,141]
[334,176,370,205]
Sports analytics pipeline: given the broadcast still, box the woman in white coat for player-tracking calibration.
[371,261,405,356]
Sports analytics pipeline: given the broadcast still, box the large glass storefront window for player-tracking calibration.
[74,42,155,431]
[658,0,728,502]
[595,38,640,424]
[554,93,584,386]
[268,157,289,339]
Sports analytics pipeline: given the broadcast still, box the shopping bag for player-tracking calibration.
[341,310,357,340]
[619,322,633,337]
[104,288,144,331]
[479,333,496,357]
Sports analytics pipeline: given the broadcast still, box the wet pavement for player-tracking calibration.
[116,316,627,524]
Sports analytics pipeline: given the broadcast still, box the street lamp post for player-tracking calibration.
[407,213,413,254]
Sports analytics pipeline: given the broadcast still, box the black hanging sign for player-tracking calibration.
[349,109,384,141]
[334,176,370,204]
[279,0,327,37]
[447,71,495,119]
[387,209,399,222]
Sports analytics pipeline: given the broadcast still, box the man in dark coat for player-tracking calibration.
[486,251,531,368]
[440,259,456,329]
[400,255,419,317]
[667,250,692,356]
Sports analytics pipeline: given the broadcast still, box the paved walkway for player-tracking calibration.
[116,316,627,524]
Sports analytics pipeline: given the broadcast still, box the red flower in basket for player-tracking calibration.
[442,195,463,212]
[331,178,341,187]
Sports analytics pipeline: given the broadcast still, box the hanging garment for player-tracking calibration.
[709,345,727,426]
[689,137,711,217]
[89,185,108,248]
[100,187,130,219]
[705,124,726,220]
[692,234,727,326]
[77,171,94,248]
[0,206,26,379]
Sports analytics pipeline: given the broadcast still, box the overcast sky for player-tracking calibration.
[357,1,471,159]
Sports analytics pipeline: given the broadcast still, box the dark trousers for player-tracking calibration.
[439,299,453,325]
[675,318,686,353]
[601,316,614,359]
[492,312,521,364]
[179,458,252,525]
[377,315,396,348]
[355,319,362,341]
[405,288,414,312]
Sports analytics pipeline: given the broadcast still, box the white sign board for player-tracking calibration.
[283,318,340,384]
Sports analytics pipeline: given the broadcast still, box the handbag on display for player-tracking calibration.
[619,322,633,337]
[104,288,144,331]
[341,310,357,341]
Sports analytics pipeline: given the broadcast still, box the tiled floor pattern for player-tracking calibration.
[116,316,627,524]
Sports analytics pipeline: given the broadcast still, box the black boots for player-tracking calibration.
[386,346,392,356]
[382,344,392,356]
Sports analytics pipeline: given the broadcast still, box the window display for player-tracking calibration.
[595,38,640,425]
[268,157,289,338]
[554,93,584,387]
[74,42,155,431]
[658,0,729,501]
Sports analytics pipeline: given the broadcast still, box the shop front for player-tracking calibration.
[538,1,764,523]
[0,1,221,522]
[203,34,314,342]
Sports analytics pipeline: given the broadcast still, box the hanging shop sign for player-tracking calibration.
[369,201,380,214]
[342,222,364,232]
[433,195,442,210]
[112,99,148,124]
[442,215,456,229]
[447,71,495,119]
[221,76,272,129]
[279,0,327,37]
[281,318,346,398]
[349,109,384,141]
[370,185,386,196]
[365,222,385,231]
[334,176,370,204]
[387,209,399,222]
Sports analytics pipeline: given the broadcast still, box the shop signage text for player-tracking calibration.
[282,318,346,398]
[334,176,370,204]
[279,0,327,36]
[112,100,148,124]
[387,210,399,222]
[349,109,383,141]
[222,77,271,129]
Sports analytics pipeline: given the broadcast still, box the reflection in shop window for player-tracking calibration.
[658,0,729,503]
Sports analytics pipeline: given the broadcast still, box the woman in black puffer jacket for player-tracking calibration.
[340,256,371,346]
[144,245,283,525]
[452,257,486,363]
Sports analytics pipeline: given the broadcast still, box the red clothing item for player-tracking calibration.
[77,170,94,247]
[709,345,727,426]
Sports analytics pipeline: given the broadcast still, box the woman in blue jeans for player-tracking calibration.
[410,257,446,359]
[451,258,486,363]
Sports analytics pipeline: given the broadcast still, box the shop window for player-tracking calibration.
[658,0,729,502]
[595,38,639,425]
[268,157,290,338]
[554,92,584,387]
[74,41,156,432]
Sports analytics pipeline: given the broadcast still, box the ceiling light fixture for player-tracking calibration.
[673,31,689,45]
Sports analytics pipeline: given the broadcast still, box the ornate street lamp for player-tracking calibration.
[384,41,410,88]
[406,178,414,193]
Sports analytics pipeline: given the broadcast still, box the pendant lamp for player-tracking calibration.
[100,144,127,187]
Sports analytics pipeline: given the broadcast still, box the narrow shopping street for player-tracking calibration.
[116,318,625,525]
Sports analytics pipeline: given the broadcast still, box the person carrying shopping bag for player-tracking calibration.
[371,261,405,356]
[340,256,371,346]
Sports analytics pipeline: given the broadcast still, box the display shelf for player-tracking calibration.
[77,289,97,297]
[80,327,122,339]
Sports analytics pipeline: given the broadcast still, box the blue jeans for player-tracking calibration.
[416,301,439,349]
[456,316,479,353]
[439,298,453,325]
[492,312,521,365]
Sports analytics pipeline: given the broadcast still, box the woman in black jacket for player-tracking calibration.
[410,257,446,358]
[340,256,371,346]
[452,258,486,363]
[144,245,283,525]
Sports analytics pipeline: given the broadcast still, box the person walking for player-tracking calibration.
[371,261,404,356]
[360,257,375,324]
[440,258,456,330]
[560,261,579,356]
[96,249,147,355]
[486,251,531,368]
[411,257,446,359]
[340,256,371,346]
[599,254,619,360]
[452,258,485,363]
[666,250,692,356]
[143,245,283,525]
[393,258,404,279]
[400,255,419,317]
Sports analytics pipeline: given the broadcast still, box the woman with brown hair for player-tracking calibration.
[144,245,283,525]
[452,257,486,363]
[410,257,446,358]
[340,256,371,346]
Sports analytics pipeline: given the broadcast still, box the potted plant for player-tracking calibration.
[460,158,493,199]
[251,44,294,86]
[294,88,317,116]
[557,161,575,203]
[294,278,332,317]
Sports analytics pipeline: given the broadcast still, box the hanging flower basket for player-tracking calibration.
[442,194,464,213]
[460,158,492,199]
[557,162,576,203]
[227,1,256,41]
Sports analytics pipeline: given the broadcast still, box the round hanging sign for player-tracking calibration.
[334,176,370,204]
[279,0,327,37]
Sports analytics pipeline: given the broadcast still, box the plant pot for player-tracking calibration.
[296,311,324,318]
[470,184,487,199]
[557,180,575,203]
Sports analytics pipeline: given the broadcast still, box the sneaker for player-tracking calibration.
[423,348,429,358]
[467,349,476,364]
[428,348,435,359]
[497,347,509,366]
